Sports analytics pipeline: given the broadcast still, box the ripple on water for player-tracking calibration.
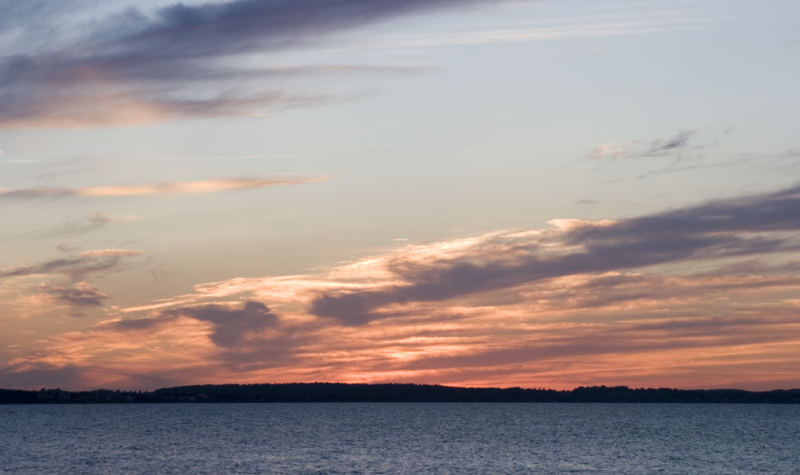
[0,403,798,473]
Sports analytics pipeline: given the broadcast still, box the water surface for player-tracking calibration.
[1,403,798,473]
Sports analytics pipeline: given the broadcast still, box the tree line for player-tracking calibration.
[2,383,800,404]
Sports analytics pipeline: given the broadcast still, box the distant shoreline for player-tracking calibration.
[2,383,800,404]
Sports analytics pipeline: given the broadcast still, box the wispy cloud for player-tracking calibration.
[0,0,498,127]
[588,130,698,160]
[0,247,143,319]
[5,212,117,240]
[0,91,350,128]
[40,281,110,308]
[44,213,112,237]
[0,0,93,37]
[0,176,326,199]
[369,16,712,50]
[0,248,143,280]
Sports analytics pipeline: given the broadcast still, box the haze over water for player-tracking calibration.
[2,403,799,473]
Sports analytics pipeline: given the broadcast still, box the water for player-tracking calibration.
[1,403,798,473]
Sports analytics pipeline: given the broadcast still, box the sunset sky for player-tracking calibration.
[1,0,799,390]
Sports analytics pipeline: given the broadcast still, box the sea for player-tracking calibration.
[1,403,798,473]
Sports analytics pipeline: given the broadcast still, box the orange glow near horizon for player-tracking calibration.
[4,221,800,391]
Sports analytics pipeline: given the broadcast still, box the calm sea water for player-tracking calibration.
[1,403,798,473]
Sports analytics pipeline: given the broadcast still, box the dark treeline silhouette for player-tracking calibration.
[2,384,800,404]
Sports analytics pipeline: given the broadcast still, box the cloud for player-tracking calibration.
[114,301,280,348]
[0,248,143,280]
[0,248,143,317]
[309,184,800,324]
[365,14,713,50]
[587,142,632,159]
[46,212,111,237]
[55,243,80,253]
[40,281,110,307]
[0,1,90,35]
[0,0,497,127]
[106,0,481,61]
[6,212,112,240]
[0,176,326,199]
[6,185,800,390]
[164,301,278,348]
[567,184,800,242]
[0,90,348,128]
[645,130,693,155]
[391,314,800,375]
[588,130,697,159]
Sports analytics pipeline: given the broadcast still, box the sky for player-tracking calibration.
[1,0,799,391]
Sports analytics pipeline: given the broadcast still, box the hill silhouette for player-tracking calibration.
[2,383,800,404]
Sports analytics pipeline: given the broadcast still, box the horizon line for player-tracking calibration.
[4,382,800,393]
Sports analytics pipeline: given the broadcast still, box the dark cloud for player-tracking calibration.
[0,249,142,280]
[113,0,484,60]
[310,185,800,324]
[164,301,279,347]
[643,130,694,156]
[0,248,140,315]
[567,185,800,243]
[108,299,317,371]
[115,301,280,348]
[41,282,110,307]
[0,0,495,126]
